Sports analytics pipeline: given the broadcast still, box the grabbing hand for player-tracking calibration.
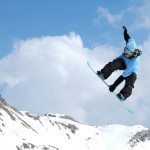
[109,84,117,92]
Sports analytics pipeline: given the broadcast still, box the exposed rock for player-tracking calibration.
[129,129,150,147]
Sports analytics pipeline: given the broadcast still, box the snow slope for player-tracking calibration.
[0,96,150,150]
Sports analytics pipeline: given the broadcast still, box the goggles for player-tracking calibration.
[124,47,134,55]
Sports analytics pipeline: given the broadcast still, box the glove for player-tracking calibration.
[122,26,130,42]
[133,49,142,58]
[109,75,125,92]
[109,84,117,92]
[122,26,127,31]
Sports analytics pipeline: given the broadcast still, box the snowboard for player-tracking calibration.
[87,61,134,114]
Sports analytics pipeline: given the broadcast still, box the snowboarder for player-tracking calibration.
[97,26,142,101]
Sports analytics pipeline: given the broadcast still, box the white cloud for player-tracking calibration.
[0,32,149,127]
[94,1,150,30]
[0,32,94,122]
[95,6,123,26]
[129,0,150,29]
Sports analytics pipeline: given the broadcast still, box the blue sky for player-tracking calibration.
[0,0,150,127]
[0,0,147,58]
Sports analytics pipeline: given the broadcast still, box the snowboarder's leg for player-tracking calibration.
[119,73,137,100]
[97,58,126,79]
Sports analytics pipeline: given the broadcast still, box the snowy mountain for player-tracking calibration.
[0,96,150,150]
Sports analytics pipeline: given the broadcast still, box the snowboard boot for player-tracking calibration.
[117,93,125,101]
[97,71,105,80]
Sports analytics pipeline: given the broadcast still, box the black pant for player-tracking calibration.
[101,58,137,99]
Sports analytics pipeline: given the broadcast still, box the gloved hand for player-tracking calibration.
[109,84,117,92]
[122,26,127,31]
[109,75,125,92]
[133,49,142,58]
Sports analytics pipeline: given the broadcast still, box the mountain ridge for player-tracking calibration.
[0,96,150,150]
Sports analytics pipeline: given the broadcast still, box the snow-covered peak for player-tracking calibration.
[0,96,150,150]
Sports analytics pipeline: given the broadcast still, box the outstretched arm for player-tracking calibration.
[122,26,130,43]
[109,75,125,92]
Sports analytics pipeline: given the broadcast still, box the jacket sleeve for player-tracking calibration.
[123,28,131,43]
[109,75,125,92]
[113,75,125,87]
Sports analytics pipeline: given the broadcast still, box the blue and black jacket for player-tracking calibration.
[117,28,140,77]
